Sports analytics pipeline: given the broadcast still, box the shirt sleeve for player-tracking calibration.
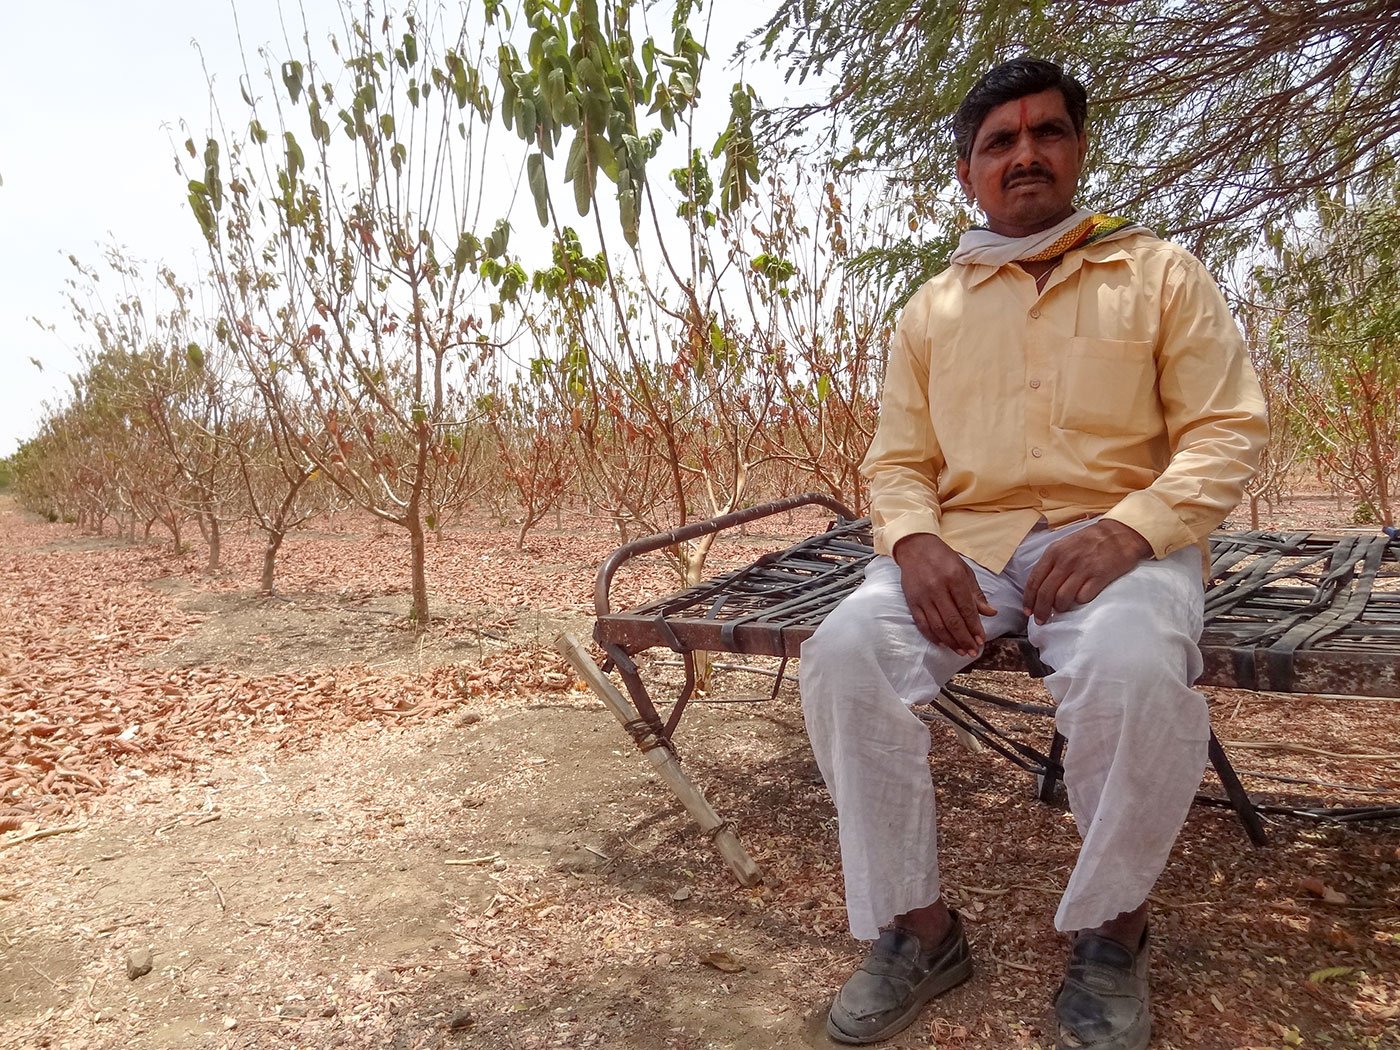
[1102,252,1270,557]
[860,290,946,557]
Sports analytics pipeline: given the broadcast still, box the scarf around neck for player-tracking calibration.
[949,208,1147,267]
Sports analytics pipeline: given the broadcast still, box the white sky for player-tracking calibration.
[0,0,800,459]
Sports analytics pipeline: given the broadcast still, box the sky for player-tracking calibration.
[0,0,797,459]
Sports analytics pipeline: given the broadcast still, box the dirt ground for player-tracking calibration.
[1,496,1397,1050]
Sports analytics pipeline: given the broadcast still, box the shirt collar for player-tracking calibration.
[959,235,1140,288]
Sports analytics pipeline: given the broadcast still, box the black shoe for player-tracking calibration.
[826,912,973,1045]
[1055,928,1151,1050]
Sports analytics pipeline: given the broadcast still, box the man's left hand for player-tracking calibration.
[1022,520,1154,624]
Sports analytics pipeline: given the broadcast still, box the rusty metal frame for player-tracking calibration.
[587,504,1400,843]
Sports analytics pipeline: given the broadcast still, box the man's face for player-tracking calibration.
[956,88,1088,238]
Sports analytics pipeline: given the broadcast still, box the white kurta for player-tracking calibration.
[799,518,1209,939]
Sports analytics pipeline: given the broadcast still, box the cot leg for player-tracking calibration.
[554,632,763,886]
[1209,730,1268,847]
[1038,729,1066,803]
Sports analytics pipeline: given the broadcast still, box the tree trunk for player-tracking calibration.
[260,531,284,595]
[407,511,429,623]
[206,514,221,571]
[1250,493,1260,530]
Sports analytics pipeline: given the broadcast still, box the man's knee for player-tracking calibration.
[799,585,918,723]
[801,595,887,692]
[1054,630,1209,741]
[809,574,910,659]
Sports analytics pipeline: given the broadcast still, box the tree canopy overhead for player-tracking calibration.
[758,0,1400,264]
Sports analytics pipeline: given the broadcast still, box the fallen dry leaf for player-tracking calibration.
[1308,966,1355,983]
[1299,876,1348,904]
[700,949,746,974]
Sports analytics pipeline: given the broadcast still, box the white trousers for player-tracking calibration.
[799,520,1210,939]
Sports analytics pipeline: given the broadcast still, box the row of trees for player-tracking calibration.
[11,0,1400,618]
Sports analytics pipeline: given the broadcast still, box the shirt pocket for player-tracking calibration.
[1052,336,1157,436]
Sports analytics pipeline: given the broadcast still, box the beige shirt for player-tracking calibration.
[863,231,1268,573]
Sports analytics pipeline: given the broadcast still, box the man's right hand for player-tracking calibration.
[893,533,996,657]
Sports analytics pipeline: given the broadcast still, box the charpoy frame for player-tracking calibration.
[556,493,1400,884]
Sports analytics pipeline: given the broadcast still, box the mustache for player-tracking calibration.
[1004,165,1053,188]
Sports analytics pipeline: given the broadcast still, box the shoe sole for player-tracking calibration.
[1055,1010,1150,1050]
[824,956,974,1045]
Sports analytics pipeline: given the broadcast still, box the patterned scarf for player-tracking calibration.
[950,208,1148,267]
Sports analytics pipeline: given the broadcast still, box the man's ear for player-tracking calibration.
[1077,132,1089,166]
[956,156,973,200]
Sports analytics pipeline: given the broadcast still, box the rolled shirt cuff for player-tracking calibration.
[872,511,942,558]
[1102,490,1202,560]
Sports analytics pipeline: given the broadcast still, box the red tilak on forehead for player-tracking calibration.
[1019,98,1029,131]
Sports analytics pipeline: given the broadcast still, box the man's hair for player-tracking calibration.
[952,58,1088,160]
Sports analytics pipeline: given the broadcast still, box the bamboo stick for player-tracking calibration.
[555,632,762,887]
[929,693,985,755]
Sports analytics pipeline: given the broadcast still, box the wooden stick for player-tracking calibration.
[0,822,84,851]
[929,693,984,755]
[555,632,763,887]
[201,871,227,912]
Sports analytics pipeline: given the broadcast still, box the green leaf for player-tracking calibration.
[527,152,550,226]
[281,60,304,104]
[618,186,638,247]
[188,187,216,242]
[284,132,304,178]
[573,161,593,216]
[203,139,222,211]
[490,218,511,256]
[592,133,618,181]
[308,99,331,144]
[565,132,586,181]
[454,232,480,272]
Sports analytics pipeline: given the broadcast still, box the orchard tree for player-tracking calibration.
[484,369,576,548]
[224,388,327,595]
[185,2,524,620]
[718,161,896,511]
[488,0,805,586]
[56,251,236,560]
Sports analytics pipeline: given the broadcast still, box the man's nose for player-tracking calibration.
[1009,130,1039,166]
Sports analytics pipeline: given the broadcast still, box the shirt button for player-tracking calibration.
[1029,378,1041,389]
[1031,447,1043,458]
[1029,308,1041,319]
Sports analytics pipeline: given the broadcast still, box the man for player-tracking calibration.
[800,58,1267,1050]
